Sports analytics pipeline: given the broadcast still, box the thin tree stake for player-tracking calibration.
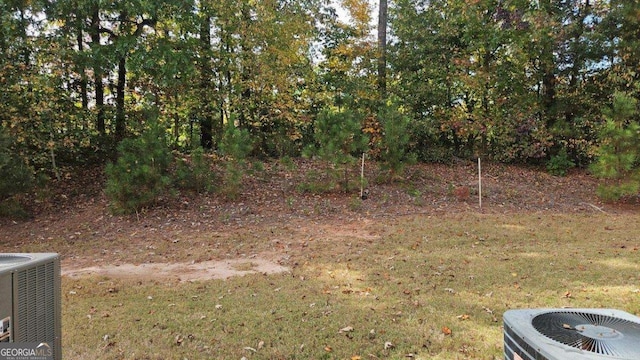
[360,153,365,199]
[478,157,482,209]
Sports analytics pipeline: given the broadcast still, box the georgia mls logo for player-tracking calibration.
[36,343,51,355]
[0,342,53,360]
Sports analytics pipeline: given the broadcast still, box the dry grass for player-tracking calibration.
[61,212,640,359]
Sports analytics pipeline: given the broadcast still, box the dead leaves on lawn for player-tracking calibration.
[339,326,355,334]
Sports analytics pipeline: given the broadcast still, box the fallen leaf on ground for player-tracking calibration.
[442,326,452,335]
[339,326,354,333]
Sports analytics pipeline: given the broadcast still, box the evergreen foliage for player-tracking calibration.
[219,121,253,199]
[174,147,215,193]
[105,125,172,214]
[304,109,369,191]
[591,92,640,201]
[0,128,34,201]
[546,148,575,177]
[377,103,416,179]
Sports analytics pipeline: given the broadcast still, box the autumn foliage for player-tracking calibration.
[2,0,640,210]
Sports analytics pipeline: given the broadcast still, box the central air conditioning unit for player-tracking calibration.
[0,253,61,359]
[504,308,640,360]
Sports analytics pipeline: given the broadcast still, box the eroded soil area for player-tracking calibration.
[61,258,290,282]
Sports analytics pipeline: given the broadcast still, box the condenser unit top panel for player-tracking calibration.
[0,254,33,266]
[504,308,640,360]
[0,253,59,274]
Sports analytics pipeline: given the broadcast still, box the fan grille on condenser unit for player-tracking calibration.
[532,311,640,357]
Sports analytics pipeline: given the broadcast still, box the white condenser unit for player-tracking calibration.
[0,253,61,359]
[504,308,640,360]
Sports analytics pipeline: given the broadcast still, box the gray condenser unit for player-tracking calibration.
[504,308,640,360]
[0,253,61,359]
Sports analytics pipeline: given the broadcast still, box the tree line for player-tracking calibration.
[1,0,639,211]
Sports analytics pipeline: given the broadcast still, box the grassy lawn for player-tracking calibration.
[61,212,640,359]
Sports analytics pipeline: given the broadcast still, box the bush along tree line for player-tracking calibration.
[1,0,640,214]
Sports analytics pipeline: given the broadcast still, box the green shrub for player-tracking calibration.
[0,199,29,218]
[304,109,369,192]
[174,148,215,193]
[407,119,455,164]
[0,129,34,206]
[296,169,337,194]
[219,121,253,199]
[546,148,575,176]
[0,154,34,201]
[590,92,640,201]
[378,103,416,179]
[596,181,640,202]
[279,156,296,171]
[105,125,172,214]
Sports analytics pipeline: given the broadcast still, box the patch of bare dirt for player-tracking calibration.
[0,160,637,281]
[62,258,289,282]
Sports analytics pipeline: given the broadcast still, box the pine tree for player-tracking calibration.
[305,109,369,192]
[378,103,415,180]
[105,125,172,214]
[219,120,253,199]
[174,147,216,193]
[590,92,640,201]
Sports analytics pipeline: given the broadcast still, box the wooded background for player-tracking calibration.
[1,1,639,197]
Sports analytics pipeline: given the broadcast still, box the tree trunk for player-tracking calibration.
[199,13,213,149]
[90,6,105,135]
[239,5,253,129]
[539,0,557,129]
[17,7,33,94]
[76,16,88,111]
[115,55,126,140]
[565,0,590,125]
[377,0,388,101]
